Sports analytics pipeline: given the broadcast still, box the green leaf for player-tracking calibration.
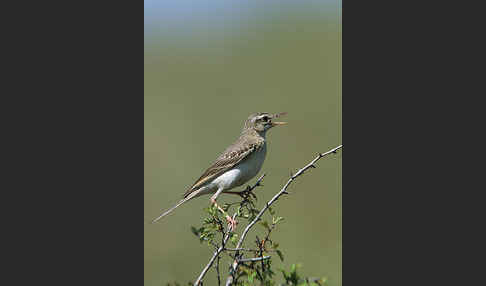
[280,269,290,281]
[288,263,302,283]
[190,226,200,236]
[203,217,212,224]
[319,277,328,285]
[230,233,238,244]
[272,216,284,224]
[276,250,284,261]
[260,220,270,230]
[248,270,257,283]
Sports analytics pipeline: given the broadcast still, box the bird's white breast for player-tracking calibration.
[212,143,267,191]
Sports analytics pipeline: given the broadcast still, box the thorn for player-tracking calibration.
[310,164,317,168]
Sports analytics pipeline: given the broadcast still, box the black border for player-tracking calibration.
[4,1,144,284]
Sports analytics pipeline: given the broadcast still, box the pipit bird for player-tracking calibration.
[152,112,287,231]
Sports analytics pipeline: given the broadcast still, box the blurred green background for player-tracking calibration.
[145,1,341,285]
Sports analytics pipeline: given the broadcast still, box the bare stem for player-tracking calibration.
[239,256,271,263]
[224,248,258,252]
[216,254,221,286]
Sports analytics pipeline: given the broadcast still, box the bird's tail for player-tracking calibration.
[151,190,200,224]
[151,198,188,224]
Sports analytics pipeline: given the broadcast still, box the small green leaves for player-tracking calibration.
[185,184,327,286]
[203,217,212,224]
[260,220,270,231]
[190,226,204,237]
[280,264,304,284]
[276,250,284,262]
[230,233,238,245]
[268,206,275,216]
[272,216,284,225]
[291,263,298,273]
[279,264,324,286]
[222,203,230,212]
[247,270,257,283]
[199,227,215,243]
[316,277,328,285]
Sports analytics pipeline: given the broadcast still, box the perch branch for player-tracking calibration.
[224,248,258,252]
[193,213,236,286]
[224,145,342,285]
[238,256,271,263]
[216,253,221,286]
[193,173,266,285]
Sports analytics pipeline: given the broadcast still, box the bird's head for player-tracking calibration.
[243,112,287,133]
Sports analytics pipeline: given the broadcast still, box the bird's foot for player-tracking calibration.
[226,215,238,232]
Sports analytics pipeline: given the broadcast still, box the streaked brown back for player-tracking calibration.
[182,129,265,198]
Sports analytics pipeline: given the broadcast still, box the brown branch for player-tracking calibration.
[224,145,342,285]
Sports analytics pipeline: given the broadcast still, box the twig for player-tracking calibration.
[224,248,258,252]
[246,173,266,193]
[193,213,236,286]
[255,235,265,275]
[224,145,342,285]
[193,174,266,285]
[239,256,271,263]
[216,254,221,286]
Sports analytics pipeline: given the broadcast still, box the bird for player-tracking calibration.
[151,112,287,231]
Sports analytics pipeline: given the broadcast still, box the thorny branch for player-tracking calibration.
[224,145,342,285]
[193,213,236,286]
[193,174,266,286]
[192,145,342,285]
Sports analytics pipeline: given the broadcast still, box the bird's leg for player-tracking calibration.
[211,189,238,231]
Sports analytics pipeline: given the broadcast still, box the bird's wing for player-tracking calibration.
[183,136,264,198]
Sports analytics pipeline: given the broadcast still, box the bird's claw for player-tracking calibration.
[226,215,238,232]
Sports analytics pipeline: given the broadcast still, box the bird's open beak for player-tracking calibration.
[271,112,287,126]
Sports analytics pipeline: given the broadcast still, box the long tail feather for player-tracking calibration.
[151,190,200,224]
[151,198,188,224]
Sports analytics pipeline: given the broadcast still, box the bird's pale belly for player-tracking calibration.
[212,144,267,191]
